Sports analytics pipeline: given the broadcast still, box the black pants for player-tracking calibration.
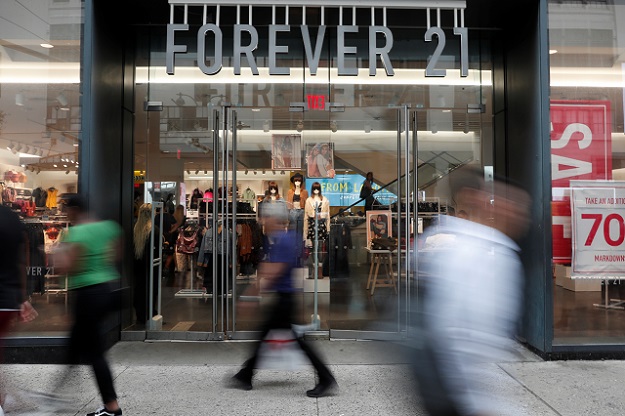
[237,292,334,384]
[202,254,232,295]
[63,282,118,404]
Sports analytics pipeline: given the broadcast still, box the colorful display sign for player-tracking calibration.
[314,174,395,208]
[551,100,612,264]
[571,180,625,278]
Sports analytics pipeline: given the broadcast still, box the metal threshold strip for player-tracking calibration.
[169,1,466,9]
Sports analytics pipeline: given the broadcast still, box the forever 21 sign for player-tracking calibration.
[166,24,469,78]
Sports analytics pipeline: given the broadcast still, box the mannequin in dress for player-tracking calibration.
[286,173,309,265]
[303,181,330,247]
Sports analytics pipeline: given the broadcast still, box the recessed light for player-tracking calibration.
[549,49,558,55]
[40,43,54,49]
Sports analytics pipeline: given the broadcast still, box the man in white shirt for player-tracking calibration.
[415,168,531,416]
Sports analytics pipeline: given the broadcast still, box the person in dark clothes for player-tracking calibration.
[231,203,337,397]
[360,172,375,211]
[0,205,38,414]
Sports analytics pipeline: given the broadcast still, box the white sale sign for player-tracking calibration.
[571,180,625,278]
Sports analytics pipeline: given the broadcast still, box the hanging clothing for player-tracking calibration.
[198,224,234,294]
[328,222,352,278]
[32,187,48,207]
[46,187,58,208]
[190,189,203,209]
[242,187,256,203]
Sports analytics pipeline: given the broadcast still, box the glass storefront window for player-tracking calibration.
[128,3,496,340]
[1,0,83,336]
[549,0,625,344]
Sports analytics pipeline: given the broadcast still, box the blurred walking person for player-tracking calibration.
[413,168,531,416]
[133,203,160,326]
[47,194,124,416]
[231,203,337,397]
[0,205,38,415]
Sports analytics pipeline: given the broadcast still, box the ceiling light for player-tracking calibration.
[204,170,208,174]
[272,170,276,175]
[40,43,54,49]
[364,123,371,133]
[15,93,24,107]
[330,120,338,133]
[65,170,70,174]
[263,120,270,133]
[262,170,266,175]
[244,169,249,175]
[36,169,40,174]
[296,120,304,132]
[281,171,285,175]
[186,170,191,174]
[63,164,68,168]
[195,170,200,174]
[7,142,16,154]
[549,49,558,55]
[254,170,257,175]
[53,164,58,168]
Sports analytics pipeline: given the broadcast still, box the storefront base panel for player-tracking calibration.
[2,327,120,364]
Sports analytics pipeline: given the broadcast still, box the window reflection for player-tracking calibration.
[0,0,83,336]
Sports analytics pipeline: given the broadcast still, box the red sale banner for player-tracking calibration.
[551,100,612,264]
[551,100,612,187]
[571,180,625,278]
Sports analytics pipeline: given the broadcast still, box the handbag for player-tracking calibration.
[176,225,200,254]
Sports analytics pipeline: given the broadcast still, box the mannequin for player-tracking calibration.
[259,181,288,224]
[286,173,309,265]
[304,181,330,247]
[286,173,308,210]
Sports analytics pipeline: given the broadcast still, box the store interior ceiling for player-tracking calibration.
[2,1,625,183]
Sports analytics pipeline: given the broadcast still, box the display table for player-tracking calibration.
[365,248,397,295]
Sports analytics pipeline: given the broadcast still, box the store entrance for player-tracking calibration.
[129,100,418,340]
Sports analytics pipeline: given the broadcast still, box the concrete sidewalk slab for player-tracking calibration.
[0,340,617,415]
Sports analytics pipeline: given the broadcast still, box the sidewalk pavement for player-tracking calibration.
[1,339,624,415]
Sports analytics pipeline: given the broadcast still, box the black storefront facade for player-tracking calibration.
[5,0,624,362]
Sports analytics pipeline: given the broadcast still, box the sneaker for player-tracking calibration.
[86,406,123,416]
[230,372,253,391]
[306,379,338,398]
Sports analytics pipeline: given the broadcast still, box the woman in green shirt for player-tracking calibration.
[52,194,123,416]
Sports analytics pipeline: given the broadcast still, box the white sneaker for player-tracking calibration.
[0,404,5,416]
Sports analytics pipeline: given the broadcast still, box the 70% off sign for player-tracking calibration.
[571,181,625,277]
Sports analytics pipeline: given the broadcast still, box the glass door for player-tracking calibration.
[327,105,416,340]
